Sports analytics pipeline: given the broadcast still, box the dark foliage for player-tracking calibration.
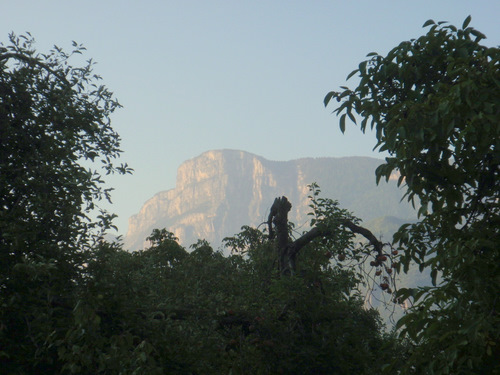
[326,18,499,374]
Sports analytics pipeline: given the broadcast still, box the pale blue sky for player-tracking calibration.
[2,1,499,235]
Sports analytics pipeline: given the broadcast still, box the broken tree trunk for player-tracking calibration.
[268,196,384,276]
[268,196,294,275]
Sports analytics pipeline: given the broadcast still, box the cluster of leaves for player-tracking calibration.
[307,182,360,260]
[0,34,131,373]
[2,224,403,373]
[326,17,499,374]
[0,33,131,263]
[53,226,401,374]
[307,183,402,319]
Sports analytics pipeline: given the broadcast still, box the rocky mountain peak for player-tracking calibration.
[124,150,415,251]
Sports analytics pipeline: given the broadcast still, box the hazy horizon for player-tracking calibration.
[3,1,499,235]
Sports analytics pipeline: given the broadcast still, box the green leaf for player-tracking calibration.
[422,19,435,27]
[462,15,471,29]
[470,29,486,41]
[339,113,346,133]
[395,312,413,330]
[346,69,359,80]
[431,268,438,286]
[417,202,428,217]
[324,91,336,107]
[358,60,367,73]
[347,111,357,124]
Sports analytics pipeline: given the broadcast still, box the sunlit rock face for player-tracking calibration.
[124,150,416,251]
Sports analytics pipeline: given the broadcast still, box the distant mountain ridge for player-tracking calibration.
[124,150,416,251]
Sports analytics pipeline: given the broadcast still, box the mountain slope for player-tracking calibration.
[124,150,416,251]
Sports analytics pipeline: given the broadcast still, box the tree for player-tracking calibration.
[325,17,499,374]
[266,187,385,276]
[0,33,131,259]
[56,188,401,374]
[0,33,130,372]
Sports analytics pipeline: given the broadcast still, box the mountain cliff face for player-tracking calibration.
[124,150,416,251]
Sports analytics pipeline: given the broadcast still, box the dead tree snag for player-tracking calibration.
[267,196,384,276]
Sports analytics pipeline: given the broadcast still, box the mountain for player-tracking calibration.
[124,150,417,251]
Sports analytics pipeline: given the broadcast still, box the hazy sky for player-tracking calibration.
[2,1,499,236]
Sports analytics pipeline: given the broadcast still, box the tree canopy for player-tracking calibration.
[0,33,131,258]
[0,33,131,373]
[3,17,498,374]
[325,17,499,374]
[0,32,399,374]
[53,188,401,374]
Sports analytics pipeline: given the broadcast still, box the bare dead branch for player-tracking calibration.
[289,219,383,257]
